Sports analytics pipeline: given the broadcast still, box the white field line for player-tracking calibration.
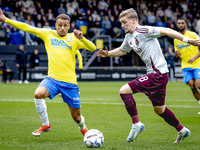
[0,98,199,108]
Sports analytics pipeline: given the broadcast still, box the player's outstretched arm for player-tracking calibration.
[160,27,200,46]
[97,47,127,57]
[74,29,96,51]
[0,9,39,36]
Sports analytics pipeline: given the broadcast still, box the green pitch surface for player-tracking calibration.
[0,81,200,150]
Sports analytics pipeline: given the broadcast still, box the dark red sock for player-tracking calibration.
[120,94,139,124]
[159,107,183,131]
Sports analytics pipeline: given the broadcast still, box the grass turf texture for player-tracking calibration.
[0,81,200,150]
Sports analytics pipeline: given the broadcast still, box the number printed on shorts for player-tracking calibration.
[139,76,148,82]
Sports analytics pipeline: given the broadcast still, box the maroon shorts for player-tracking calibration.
[128,72,168,106]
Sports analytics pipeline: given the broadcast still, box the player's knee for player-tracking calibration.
[34,91,45,99]
[119,84,132,94]
[189,84,196,91]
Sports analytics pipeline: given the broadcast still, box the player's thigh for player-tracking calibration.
[34,86,50,99]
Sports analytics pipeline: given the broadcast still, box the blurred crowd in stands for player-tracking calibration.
[0,0,200,46]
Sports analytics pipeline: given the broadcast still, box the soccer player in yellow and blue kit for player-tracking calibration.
[0,9,96,136]
[174,17,200,114]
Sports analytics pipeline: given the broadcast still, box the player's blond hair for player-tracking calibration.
[56,14,70,22]
[119,8,138,22]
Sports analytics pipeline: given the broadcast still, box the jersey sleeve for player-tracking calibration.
[76,50,83,69]
[5,18,50,40]
[5,18,40,36]
[146,26,161,38]
[120,35,132,52]
[76,37,96,51]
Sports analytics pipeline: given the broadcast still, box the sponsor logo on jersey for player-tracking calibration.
[50,38,72,49]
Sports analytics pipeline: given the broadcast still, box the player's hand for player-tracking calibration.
[74,29,83,39]
[188,57,195,63]
[188,39,200,46]
[175,50,181,59]
[16,64,19,68]
[97,47,109,57]
[0,9,6,22]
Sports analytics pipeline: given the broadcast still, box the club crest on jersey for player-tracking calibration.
[135,38,139,46]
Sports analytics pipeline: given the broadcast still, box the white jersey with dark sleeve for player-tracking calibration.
[120,25,168,74]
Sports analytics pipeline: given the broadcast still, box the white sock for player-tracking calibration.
[34,98,49,126]
[133,121,141,127]
[198,100,200,105]
[75,115,86,130]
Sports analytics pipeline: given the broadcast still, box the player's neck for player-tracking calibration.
[179,29,187,35]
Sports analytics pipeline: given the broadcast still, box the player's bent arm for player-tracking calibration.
[80,37,96,51]
[107,47,127,57]
[5,18,39,36]
[76,50,83,69]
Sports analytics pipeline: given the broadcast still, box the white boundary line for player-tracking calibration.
[0,98,199,108]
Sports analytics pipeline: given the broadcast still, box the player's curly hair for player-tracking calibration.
[56,14,70,22]
[119,8,138,22]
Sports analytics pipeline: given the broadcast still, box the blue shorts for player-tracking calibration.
[182,68,200,84]
[39,77,81,108]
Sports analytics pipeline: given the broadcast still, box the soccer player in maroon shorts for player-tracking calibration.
[97,8,200,143]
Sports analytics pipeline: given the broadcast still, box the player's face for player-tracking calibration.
[177,20,186,32]
[120,16,135,34]
[56,19,70,37]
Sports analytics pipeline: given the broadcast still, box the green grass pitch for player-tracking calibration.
[0,81,200,150]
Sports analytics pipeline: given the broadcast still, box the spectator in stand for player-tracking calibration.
[88,0,98,11]
[113,10,120,21]
[43,21,51,29]
[70,11,80,23]
[68,22,76,33]
[67,2,75,17]
[46,9,55,26]
[26,0,34,8]
[0,21,7,45]
[72,0,79,10]
[35,2,42,14]
[147,11,156,26]
[57,3,66,15]
[29,49,40,69]
[18,0,26,8]
[18,11,25,22]
[39,9,46,17]
[165,46,176,81]
[98,0,109,12]
[101,15,112,35]
[0,58,14,83]
[110,16,122,38]
[91,10,101,22]
[165,5,173,21]
[34,14,43,26]
[28,3,36,15]
[16,45,29,84]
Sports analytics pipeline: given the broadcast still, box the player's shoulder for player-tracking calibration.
[186,30,199,37]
